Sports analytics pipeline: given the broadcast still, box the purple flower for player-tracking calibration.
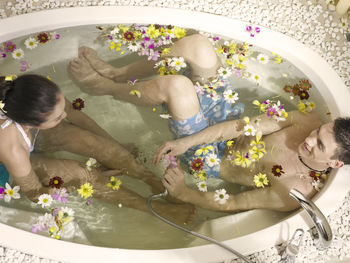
[20,61,30,72]
[4,41,16,53]
[55,33,60,39]
[246,26,252,32]
[52,208,59,216]
[0,50,6,61]
[250,33,255,37]
[234,70,242,78]
[107,35,113,40]
[149,50,160,61]
[213,36,220,41]
[162,155,177,168]
[0,188,4,194]
[266,107,277,117]
[144,37,150,42]
[52,188,68,203]
[32,224,40,233]
[255,27,260,33]
[87,199,92,205]
[245,153,249,159]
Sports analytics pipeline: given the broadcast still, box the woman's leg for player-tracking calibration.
[36,121,165,193]
[30,154,196,224]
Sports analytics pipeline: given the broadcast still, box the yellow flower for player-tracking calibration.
[253,173,269,188]
[298,101,307,113]
[249,145,266,161]
[216,47,224,54]
[147,25,160,39]
[109,42,122,51]
[118,25,129,33]
[250,132,265,148]
[77,182,94,199]
[107,176,122,191]
[161,48,171,57]
[226,140,234,148]
[233,151,251,168]
[274,56,283,64]
[252,100,267,112]
[173,27,186,39]
[309,102,316,109]
[243,116,250,124]
[193,171,207,181]
[5,75,17,81]
[129,89,141,98]
[195,146,214,156]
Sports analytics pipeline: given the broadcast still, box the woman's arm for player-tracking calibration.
[64,97,115,140]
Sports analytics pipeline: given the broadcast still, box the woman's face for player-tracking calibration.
[37,92,67,130]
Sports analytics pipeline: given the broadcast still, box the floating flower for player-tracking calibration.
[127,77,138,86]
[85,158,99,171]
[249,145,266,161]
[298,90,309,100]
[129,89,141,98]
[252,74,261,85]
[0,49,6,61]
[169,57,187,71]
[109,42,122,52]
[173,26,186,39]
[253,173,269,188]
[72,98,85,110]
[243,124,257,136]
[214,189,229,205]
[234,151,251,168]
[77,182,94,199]
[246,26,260,37]
[195,145,214,156]
[162,155,177,168]
[298,101,307,113]
[250,132,265,148]
[37,194,53,208]
[217,67,232,78]
[123,31,135,41]
[257,53,269,64]
[266,107,278,118]
[12,48,24,59]
[127,42,141,52]
[106,176,122,191]
[52,188,68,203]
[24,37,38,49]
[271,165,284,177]
[37,32,50,43]
[299,79,311,91]
[0,187,4,199]
[283,85,293,93]
[197,181,207,192]
[49,176,64,189]
[20,61,30,72]
[223,89,239,104]
[4,183,20,202]
[205,153,220,168]
[191,158,204,171]
[4,41,16,53]
[312,180,324,191]
[226,140,234,148]
[159,113,172,119]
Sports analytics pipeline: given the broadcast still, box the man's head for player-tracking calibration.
[298,118,350,169]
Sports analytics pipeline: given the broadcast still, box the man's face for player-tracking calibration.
[298,122,342,167]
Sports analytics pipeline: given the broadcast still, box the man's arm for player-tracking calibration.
[64,97,115,140]
[163,166,300,212]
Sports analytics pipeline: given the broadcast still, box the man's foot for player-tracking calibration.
[153,202,197,225]
[69,55,114,96]
[79,46,120,81]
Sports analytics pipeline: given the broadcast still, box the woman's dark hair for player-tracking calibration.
[0,74,60,126]
[333,117,350,165]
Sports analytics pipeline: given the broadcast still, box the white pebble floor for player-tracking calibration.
[0,0,349,262]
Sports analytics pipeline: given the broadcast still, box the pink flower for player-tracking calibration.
[4,41,16,53]
[20,61,30,72]
[52,188,68,203]
[266,107,277,118]
[162,155,177,168]
[246,26,252,32]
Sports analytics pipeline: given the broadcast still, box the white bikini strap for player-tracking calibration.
[14,122,33,152]
[1,119,12,129]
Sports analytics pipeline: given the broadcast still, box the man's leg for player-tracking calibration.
[30,154,196,224]
[78,33,221,83]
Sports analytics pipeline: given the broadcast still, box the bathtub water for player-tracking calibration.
[0,6,349,263]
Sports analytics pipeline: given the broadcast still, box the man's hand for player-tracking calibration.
[152,139,190,166]
[162,165,188,201]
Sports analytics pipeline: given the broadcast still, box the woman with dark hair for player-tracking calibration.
[0,74,195,224]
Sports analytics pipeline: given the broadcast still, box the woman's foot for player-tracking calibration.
[79,46,121,81]
[69,55,115,96]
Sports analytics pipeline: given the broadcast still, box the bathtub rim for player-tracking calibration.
[0,6,349,263]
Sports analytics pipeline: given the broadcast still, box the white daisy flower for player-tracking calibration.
[4,183,20,203]
[60,207,75,218]
[127,42,141,52]
[217,67,232,78]
[85,157,98,171]
[207,93,220,102]
[37,194,53,208]
[24,37,38,49]
[12,48,24,59]
[169,57,187,71]
[205,153,220,167]
[251,74,261,85]
[244,124,257,136]
[257,53,269,64]
[196,181,207,192]
[223,89,239,104]
[214,189,229,205]
[110,27,120,35]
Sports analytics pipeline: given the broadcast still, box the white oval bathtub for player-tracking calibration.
[0,6,350,263]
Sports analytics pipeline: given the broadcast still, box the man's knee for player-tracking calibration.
[162,75,194,97]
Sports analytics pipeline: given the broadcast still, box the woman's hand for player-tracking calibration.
[162,165,189,201]
[152,139,190,166]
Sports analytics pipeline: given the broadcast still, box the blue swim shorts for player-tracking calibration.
[0,163,10,188]
[166,77,244,178]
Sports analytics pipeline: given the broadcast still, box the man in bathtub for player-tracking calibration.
[70,33,350,213]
